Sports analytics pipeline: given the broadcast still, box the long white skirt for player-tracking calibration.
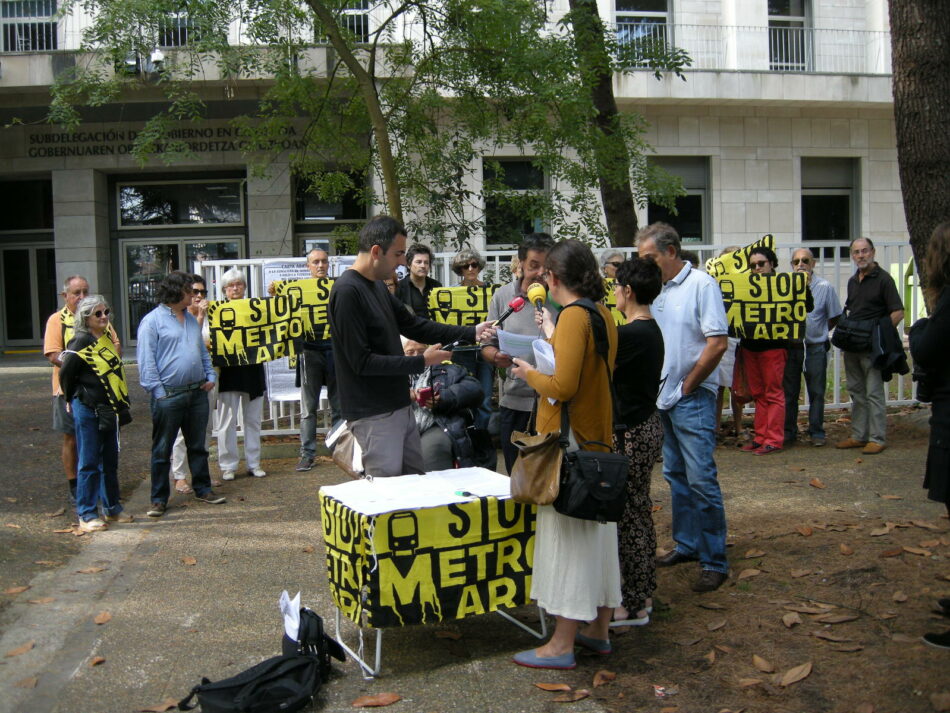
[530,505,622,621]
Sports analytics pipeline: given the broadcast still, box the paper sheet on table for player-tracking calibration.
[497,329,537,359]
[320,467,512,515]
[533,339,558,405]
[279,590,300,640]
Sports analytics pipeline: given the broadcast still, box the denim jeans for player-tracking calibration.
[150,388,212,503]
[803,342,830,439]
[299,348,340,459]
[659,387,728,573]
[72,399,121,522]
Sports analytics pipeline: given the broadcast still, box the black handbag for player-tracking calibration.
[831,313,876,353]
[551,300,630,524]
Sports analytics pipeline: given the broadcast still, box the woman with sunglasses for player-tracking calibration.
[59,296,132,532]
[600,249,625,279]
[451,248,494,430]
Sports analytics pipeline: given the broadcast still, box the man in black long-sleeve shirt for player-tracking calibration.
[329,215,494,476]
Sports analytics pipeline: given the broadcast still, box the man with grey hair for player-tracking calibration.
[636,222,730,593]
[44,275,120,504]
[784,248,841,447]
[138,270,224,517]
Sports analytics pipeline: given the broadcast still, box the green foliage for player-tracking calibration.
[50,0,689,247]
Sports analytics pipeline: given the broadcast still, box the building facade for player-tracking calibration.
[0,0,903,349]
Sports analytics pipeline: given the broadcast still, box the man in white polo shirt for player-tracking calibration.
[637,223,730,593]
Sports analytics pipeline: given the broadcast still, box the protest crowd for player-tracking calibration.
[43,215,950,659]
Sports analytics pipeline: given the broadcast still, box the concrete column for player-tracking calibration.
[51,169,113,304]
[246,163,293,257]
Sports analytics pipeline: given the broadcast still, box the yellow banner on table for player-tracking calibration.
[207,296,303,366]
[272,277,334,342]
[320,493,536,628]
[705,234,774,277]
[427,285,498,325]
[719,271,808,340]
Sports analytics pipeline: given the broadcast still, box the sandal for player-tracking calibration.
[175,481,194,494]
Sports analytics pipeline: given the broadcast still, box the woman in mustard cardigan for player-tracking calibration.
[510,239,620,670]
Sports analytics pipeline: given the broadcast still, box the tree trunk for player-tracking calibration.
[888,0,950,294]
[567,0,639,247]
[305,0,403,221]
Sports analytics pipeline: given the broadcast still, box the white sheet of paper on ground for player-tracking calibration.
[497,329,537,359]
[320,467,512,515]
[279,589,301,640]
[532,339,558,405]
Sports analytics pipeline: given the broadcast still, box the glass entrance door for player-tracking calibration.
[1,245,56,346]
[121,237,242,343]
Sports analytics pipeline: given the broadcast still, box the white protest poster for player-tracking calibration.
[262,259,308,401]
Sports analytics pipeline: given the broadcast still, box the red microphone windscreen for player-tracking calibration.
[508,296,526,312]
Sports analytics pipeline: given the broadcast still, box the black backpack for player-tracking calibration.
[178,608,345,713]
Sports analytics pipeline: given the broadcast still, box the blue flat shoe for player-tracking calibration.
[575,632,612,654]
[512,649,577,670]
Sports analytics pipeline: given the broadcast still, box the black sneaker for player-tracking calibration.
[196,491,226,505]
[922,630,950,649]
[147,502,166,518]
[693,570,729,592]
[296,456,314,472]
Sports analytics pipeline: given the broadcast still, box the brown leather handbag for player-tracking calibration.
[509,408,566,505]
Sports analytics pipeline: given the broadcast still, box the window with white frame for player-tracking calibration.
[1,0,57,52]
[647,156,708,244]
[768,0,811,71]
[483,159,547,248]
[801,157,857,259]
[341,0,369,43]
[615,0,669,55]
[158,10,196,47]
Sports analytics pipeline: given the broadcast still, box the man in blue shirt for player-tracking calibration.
[637,223,729,593]
[137,270,225,517]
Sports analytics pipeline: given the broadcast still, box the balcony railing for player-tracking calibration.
[616,22,892,76]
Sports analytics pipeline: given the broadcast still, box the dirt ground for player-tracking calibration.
[1,356,948,712]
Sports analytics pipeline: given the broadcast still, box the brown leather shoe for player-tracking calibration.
[862,442,886,454]
[835,438,867,449]
[656,550,698,567]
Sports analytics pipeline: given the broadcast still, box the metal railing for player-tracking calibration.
[615,22,892,75]
[196,239,917,437]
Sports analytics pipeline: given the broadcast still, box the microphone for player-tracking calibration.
[526,283,547,312]
[492,296,526,327]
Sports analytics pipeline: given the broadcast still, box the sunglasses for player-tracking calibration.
[193,289,208,296]
[791,258,811,266]
[607,261,623,269]
[94,309,111,318]
[460,262,480,270]
[749,260,769,269]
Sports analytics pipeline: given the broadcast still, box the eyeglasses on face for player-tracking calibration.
[94,309,111,318]
[192,289,208,296]
[462,262,480,270]
[792,258,811,266]
[749,260,769,269]
[607,261,623,269]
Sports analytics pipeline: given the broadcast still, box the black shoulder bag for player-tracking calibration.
[551,300,630,524]
[831,309,875,353]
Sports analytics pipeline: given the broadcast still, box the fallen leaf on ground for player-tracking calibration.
[5,640,34,657]
[34,560,60,566]
[652,505,662,512]
[892,591,908,603]
[737,678,762,688]
[3,497,15,503]
[891,633,917,643]
[181,556,197,566]
[697,602,724,610]
[790,569,812,578]
[93,611,112,625]
[879,494,902,500]
[14,677,37,688]
[5,523,21,529]
[90,656,106,666]
[351,693,402,707]
[744,548,765,558]
[707,618,726,631]
[921,539,942,548]
[839,543,855,556]
[930,692,950,712]
[737,569,761,580]
[870,525,892,537]
[809,478,826,489]
[534,683,572,691]
[796,525,813,537]
[139,699,180,712]
[811,630,849,642]
[715,644,735,654]
[28,597,54,604]
[855,458,863,464]
[831,644,864,652]
[675,637,703,646]
[878,612,898,620]
[783,612,803,628]
[779,661,813,687]
[752,654,774,673]
[879,548,903,558]
[854,703,874,713]
[302,545,315,553]
[783,604,827,614]
[552,690,590,703]
[912,520,940,531]
[813,613,859,624]
[76,566,106,574]
[903,546,933,557]
[3,585,29,595]
[434,630,461,640]
[593,670,616,687]
[45,507,66,517]
[52,528,74,534]
[704,649,716,664]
